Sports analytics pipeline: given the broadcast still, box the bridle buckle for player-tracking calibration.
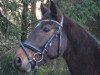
[33,52,44,63]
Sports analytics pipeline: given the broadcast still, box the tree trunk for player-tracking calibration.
[21,1,29,41]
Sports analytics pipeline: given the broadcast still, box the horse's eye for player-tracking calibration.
[43,27,50,32]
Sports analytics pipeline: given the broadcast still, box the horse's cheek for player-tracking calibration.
[47,45,58,59]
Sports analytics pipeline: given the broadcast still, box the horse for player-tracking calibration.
[13,0,100,75]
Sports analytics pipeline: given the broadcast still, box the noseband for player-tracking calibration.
[20,17,64,75]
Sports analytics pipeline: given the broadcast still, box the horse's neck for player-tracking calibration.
[63,15,100,75]
[63,15,100,51]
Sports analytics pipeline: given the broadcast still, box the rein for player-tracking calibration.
[20,16,64,75]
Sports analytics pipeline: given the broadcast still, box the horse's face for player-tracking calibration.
[14,21,60,72]
[27,21,60,58]
[14,0,67,72]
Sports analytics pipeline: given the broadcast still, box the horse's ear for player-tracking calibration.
[50,0,63,22]
[50,0,57,20]
[35,1,48,20]
[40,2,48,16]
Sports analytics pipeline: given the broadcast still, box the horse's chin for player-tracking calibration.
[15,63,32,73]
[18,67,31,73]
[25,68,31,72]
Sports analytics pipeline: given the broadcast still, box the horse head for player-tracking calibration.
[13,0,67,72]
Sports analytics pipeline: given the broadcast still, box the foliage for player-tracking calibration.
[0,20,21,40]
[0,0,21,40]
[0,0,35,40]
[58,0,100,25]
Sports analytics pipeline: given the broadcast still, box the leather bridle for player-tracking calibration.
[20,16,64,75]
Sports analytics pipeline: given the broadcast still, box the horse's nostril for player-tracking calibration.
[15,57,22,67]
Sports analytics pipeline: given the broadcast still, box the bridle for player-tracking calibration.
[20,16,64,75]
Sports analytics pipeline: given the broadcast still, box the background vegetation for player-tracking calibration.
[0,0,100,75]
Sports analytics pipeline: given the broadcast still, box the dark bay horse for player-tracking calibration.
[14,0,100,75]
